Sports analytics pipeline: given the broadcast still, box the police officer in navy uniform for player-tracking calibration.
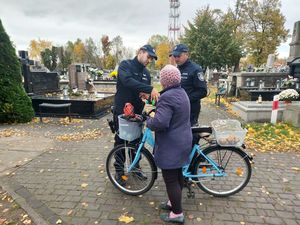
[114,44,159,129]
[171,44,207,126]
[113,44,159,184]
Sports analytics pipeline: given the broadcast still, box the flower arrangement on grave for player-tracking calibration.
[109,70,118,79]
[278,89,299,102]
[281,77,297,88]
[88,67,103,80]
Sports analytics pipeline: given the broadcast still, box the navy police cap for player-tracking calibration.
[140,44,158,60]
[172,44,189,57]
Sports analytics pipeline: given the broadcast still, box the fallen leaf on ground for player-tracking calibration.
[22,214,29,220]
[81,183,88,188]
[55,129,102,141]
[82,202,88,207]
[23,219,32,224]
[188,214,194,220]
[0,129,29,138]
[283,178,289,183]
[118,214,134,224]
[2,208,9,213]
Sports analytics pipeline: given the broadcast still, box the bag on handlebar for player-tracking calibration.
[118,114,143,141]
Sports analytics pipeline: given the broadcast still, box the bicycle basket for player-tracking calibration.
[118,114,143,141]
[211,119,247,147]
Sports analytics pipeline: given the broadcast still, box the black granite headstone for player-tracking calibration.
[30,72,59,94]
[19,50,60,94]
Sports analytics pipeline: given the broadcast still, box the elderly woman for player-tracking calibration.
[146,64,192,224]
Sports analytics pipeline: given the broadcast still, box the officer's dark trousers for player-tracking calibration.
[190,100,201,126]
[113,113,141,174]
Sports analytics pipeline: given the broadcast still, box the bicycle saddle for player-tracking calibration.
[191,126,212,137]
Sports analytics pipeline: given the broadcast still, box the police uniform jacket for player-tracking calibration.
[114,56,153,115]
[178,59,207,103]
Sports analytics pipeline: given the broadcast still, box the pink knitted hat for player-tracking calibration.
[160,65,181,89]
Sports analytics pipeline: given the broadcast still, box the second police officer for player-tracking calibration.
[171,44,207,126]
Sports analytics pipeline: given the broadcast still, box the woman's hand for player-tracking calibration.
[139,92,150,101]
[150,88,160,102]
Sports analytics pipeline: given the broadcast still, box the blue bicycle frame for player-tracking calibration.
[128,127,154,172]
[127,127,227,179]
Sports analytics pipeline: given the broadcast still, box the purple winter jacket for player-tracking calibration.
[146,85,193,169]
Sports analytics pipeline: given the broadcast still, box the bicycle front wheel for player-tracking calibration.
[193,146,252,197]
[106,144,157,196]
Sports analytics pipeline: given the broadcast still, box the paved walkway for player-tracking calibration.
[1,102,300,225]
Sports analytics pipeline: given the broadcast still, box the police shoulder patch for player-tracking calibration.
[197,72,204,81]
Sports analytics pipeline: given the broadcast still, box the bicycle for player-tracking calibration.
[106,111,253,198]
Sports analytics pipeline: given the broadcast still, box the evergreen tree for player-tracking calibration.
[0,19,34,123]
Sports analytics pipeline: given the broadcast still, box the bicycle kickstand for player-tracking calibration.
[185,180,195,199]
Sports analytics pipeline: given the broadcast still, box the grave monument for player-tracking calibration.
[19,51,114,119]
[231,21,300,126]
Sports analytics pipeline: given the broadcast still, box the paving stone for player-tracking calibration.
[231,213,245,222]
[213,213,232,221]
[283,218,299,225]
[57,202,77,209]
[84,210,102,218]
[71,217,90,225]
[295,212,300,219]
[275,210,296,219]
[263,217,284,225]
[97,219,118,225]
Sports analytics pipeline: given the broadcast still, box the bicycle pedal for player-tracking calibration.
[187,191,195,199]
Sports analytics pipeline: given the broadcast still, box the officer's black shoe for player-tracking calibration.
[115,173,126,186]
[132,168,148,180]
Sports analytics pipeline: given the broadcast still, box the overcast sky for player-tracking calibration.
[0,0,298,58]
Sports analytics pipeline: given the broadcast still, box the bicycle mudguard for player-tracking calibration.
[240,144,253,161]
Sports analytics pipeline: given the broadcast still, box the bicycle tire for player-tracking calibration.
[106,144,157,196]
[192,145,252,197]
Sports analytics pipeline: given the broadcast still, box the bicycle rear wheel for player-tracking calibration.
[193,146,252,197]
[106,144,157,196]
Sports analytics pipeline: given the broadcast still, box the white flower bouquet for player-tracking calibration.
[278,89,299,101]
[281,77,297,88]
